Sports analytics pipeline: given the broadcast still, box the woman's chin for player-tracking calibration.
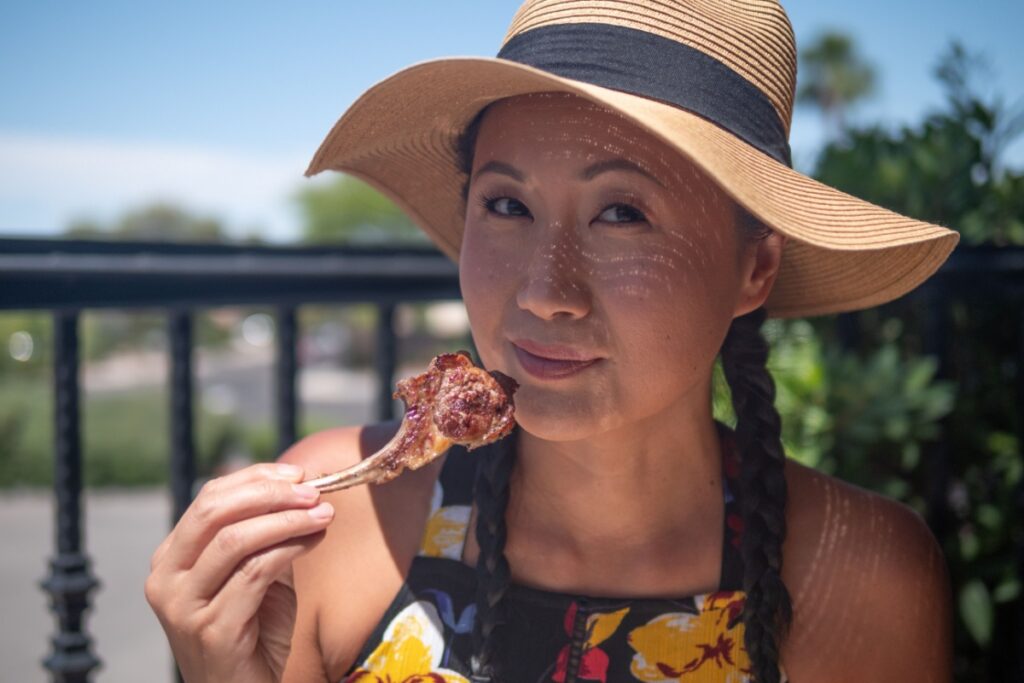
[510,396,605,442]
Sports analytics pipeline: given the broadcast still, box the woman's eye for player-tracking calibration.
[597,203,647,224]
[482,195,531,218]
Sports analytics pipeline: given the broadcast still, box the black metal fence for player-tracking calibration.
[0,237,459,681]
[1,236,1022,681]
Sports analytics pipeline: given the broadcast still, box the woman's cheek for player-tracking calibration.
[460,234,516,369]
[591,251,686,303]
[600,252,725,358]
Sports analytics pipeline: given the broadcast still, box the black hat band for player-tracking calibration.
[497,22,793,167]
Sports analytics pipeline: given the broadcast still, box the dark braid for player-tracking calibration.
[456,104,514,683]
[721,301,794,682]
[469,430,518,682]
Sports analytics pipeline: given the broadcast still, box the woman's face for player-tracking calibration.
[460,93,776,441]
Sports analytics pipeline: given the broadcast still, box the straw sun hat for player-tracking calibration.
[305,0,960,319]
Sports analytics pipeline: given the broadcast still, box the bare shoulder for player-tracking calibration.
[278,420,445,680]
[779,459,953,683]
[278,420,397,473]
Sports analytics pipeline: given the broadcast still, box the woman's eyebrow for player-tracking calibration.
[473,160,525,183]
[582,158,665,187]
[472,158,664,187]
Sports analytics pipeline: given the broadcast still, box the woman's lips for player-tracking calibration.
[512,343,601,380]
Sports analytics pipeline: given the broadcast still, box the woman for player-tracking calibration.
[145,1,958,681]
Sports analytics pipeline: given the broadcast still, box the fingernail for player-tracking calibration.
[276,464,302,478]
[292,483,319,499]
[308,502,334,520]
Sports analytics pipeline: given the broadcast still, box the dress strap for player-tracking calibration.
[416,434,512,561]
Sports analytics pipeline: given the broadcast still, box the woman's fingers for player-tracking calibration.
[156,463,314,571]
[204,526,330,632]
[150,530,175,571]
[187,499,335,599]
[150,463,302,571]
[144,461,334,683]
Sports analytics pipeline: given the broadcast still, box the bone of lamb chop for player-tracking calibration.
[303,350,518,493]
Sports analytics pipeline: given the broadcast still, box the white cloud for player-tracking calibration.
[0,132,330,241]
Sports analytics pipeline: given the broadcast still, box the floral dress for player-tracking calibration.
[341,420,788,683]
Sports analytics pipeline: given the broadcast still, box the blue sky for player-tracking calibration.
[1,1,1021,241]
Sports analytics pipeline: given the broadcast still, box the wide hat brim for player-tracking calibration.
[306,57,959,319]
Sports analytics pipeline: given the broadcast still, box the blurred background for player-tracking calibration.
[1,1,1022,681]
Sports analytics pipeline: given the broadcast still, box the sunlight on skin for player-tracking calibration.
[788,475,852,653]
[460,92,744,444]
[779,471,946,677]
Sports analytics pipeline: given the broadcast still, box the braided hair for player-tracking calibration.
[720,246,795,681]
[455,104,793,682]
[468,428,518,681]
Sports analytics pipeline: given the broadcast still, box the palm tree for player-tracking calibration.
[797,31,877,140]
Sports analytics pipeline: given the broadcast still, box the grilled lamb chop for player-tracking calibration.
[304,350,518,493]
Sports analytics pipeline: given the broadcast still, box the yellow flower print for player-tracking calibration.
[344,601,469,683]
[419,481,470,560]
[627,592,751,683]
[585,606,631,649]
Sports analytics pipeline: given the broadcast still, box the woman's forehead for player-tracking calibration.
[475,93,713,188]
[482,93,649,144]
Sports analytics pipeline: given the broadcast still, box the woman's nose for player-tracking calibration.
[515,224,591,320]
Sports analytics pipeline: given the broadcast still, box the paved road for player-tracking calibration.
[1,358,425,681]
[85,348,406,428]
[1,489,175,683]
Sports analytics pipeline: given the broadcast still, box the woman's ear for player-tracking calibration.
[734,232,787,318]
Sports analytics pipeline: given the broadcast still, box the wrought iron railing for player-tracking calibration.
[0,237,459,681]
[1,236,1022,681]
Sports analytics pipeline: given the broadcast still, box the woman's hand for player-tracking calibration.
[145,463,334,683]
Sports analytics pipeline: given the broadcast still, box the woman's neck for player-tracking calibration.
[502,394,727,596]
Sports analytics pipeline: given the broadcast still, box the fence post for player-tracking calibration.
[1016,310,1024,681]
[276,306,299,454]
[167,310,196,683]
[168,311,196,524]
[41,310,101,682]
[375,303,397,421]
[835,310,860,352]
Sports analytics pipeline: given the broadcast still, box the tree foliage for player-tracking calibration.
[294,175,430,246]
[815,42,1024,245]
[65,202,229,243]
[804,40,1024,681]
[796,30,877,137]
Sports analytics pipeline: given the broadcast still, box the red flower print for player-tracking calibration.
[722,434,741,480]
[726,512,744,549]
[706,591,746,630]
[552,643,611,683]
[549,601,630,683]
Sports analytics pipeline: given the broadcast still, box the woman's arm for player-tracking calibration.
[276,425,373,683]
[276,420,441,681]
